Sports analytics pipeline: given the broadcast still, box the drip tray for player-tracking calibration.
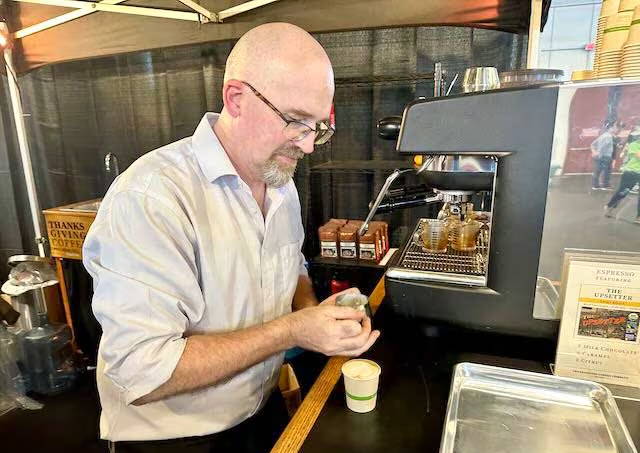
[386,218,489,286]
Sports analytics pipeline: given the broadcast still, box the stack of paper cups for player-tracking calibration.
[572,70,596,81]
[622,5,640,78]
[603,0,622,18]
[598,11,633,78]
[619,0,640,12]
[595,0,622,72]
[341,359,381,413]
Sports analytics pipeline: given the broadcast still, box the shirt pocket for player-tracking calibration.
[277,241,302,316]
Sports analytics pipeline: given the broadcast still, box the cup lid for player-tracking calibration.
[342,359,381,380]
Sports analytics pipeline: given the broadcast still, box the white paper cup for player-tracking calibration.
[619,0,640,13]
[603,0,622,17]
[341,359,381,413]
[627,18,640,44]
[604,12,633,44]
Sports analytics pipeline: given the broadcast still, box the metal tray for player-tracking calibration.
[441,363,637,453]
[386,218,489,287]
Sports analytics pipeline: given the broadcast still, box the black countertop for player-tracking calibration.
[3,302,640,453]
[0,373,105,453]
[299,301,640,453]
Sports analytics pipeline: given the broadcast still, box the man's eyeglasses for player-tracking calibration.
[241,81,334,145]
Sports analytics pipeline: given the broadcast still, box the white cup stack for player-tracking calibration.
[598,10,633,78]
[621,5,640,78]
[619,0,640,11]
[595,0,622,73]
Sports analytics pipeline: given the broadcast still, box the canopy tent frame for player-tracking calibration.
[1,0,546,258]
[13,0,282,37]
[527,0,543,68]
[4,0,283,257]
[4,49,46,256]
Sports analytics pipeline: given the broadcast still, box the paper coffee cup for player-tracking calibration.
[341,359,381,413]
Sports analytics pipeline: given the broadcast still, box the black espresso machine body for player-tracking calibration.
[386,84,563,339]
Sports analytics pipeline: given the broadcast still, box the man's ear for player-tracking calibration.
[222,80,244,118]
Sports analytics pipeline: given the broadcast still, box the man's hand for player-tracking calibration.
[285,288,380,357]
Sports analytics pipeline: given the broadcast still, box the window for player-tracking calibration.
[538,0,601,79]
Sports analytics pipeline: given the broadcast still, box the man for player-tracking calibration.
[83,23,380,452]
[605,125,640,224]
[591,121,620,190]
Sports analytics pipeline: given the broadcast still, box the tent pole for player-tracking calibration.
[4,49,46,257]
[218,0,282,20]
[527,0,543,68]
[13,0,284,36]
[12,0,204,22]
[15,0,129,39]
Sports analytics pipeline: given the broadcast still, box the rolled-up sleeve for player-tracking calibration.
[83,190,203,405]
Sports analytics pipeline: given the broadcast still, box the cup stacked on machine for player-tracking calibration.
[621,5,640,78]
[595,0,621,73]
[571,70,596,81]
[598,10,633,78]
[620,0,640,14]
[318,219,389,263]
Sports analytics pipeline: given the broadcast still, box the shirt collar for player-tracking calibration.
[192,113,293,206]
[192,112,238,183]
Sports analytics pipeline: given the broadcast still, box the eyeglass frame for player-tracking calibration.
[240,81,334,145]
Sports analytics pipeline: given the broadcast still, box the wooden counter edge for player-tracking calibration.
[270,278,386,453]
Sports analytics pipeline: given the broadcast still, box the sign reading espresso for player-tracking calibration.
[555,253,640,390]
[43,200,99,260]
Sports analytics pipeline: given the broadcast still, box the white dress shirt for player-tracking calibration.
[83,113,307,441]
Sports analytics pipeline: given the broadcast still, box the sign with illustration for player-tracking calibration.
[556,251,640,390]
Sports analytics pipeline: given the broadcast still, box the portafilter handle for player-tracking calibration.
[375,194,442,214]
[377,116,402,141]
[0,297,20,325]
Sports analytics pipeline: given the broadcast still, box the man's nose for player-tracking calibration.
[298,133,315,155]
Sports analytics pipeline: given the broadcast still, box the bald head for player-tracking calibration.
[224,22,334,101]
[215,23,335,189]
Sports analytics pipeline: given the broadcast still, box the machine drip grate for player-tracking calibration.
[398,219,489,276]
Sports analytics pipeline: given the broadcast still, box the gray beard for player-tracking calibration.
[261,156,296,188]
[260,146,303,188]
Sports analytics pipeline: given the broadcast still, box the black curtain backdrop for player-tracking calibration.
[1,25,527,280]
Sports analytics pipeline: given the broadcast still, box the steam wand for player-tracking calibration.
[359,157,439,236]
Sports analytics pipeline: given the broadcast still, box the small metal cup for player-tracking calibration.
[462,67,500,93]
[336,293,372,318]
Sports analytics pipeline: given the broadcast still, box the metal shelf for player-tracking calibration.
[334,72,435,87]
[309,160,413,173]
[311,256,387,270]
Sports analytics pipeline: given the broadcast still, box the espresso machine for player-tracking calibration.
[362,79,640,339]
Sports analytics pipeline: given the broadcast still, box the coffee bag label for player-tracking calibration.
[340,242,357,259]
[321,241,338,258]
[360,243,376,260]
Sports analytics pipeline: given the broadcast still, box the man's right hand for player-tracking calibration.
[285,289,380,357]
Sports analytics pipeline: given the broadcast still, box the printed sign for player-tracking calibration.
[44,214,95,260]
[555,255,640,389]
